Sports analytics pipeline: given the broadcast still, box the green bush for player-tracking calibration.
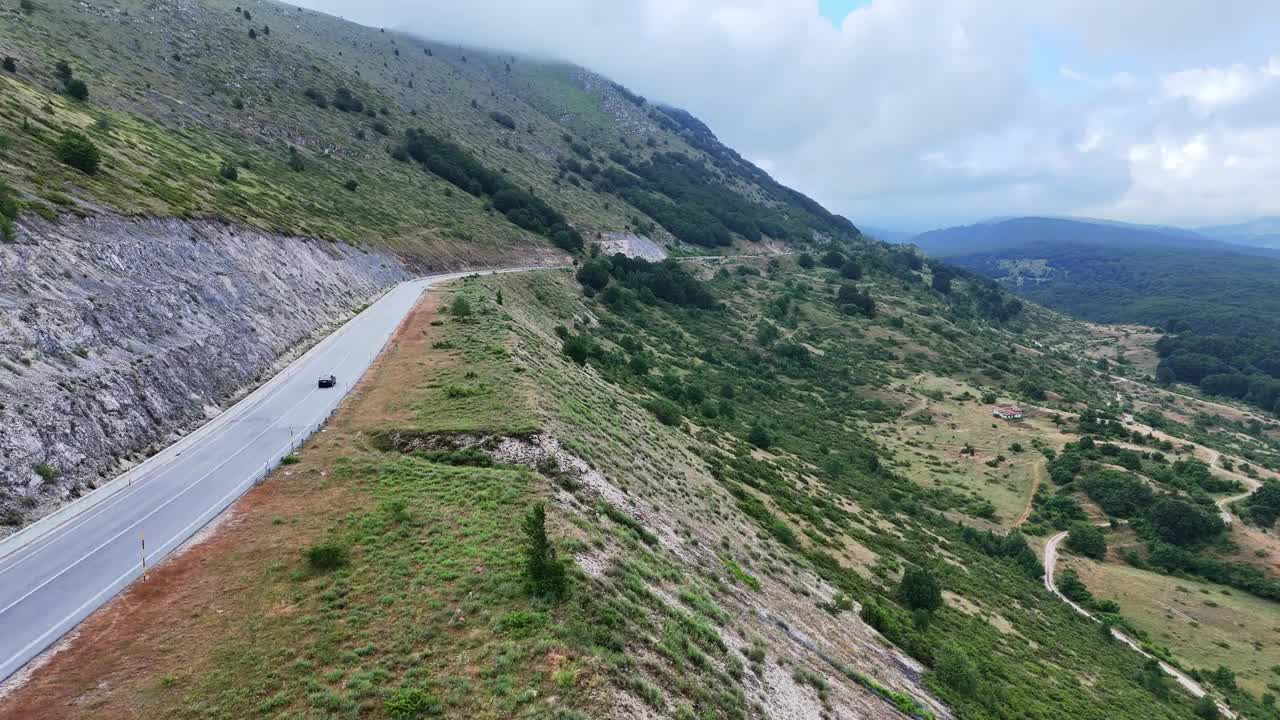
[331,87,364,113]
[54,131,101,174]
[384,687,441,718]
[1065,523,1107,559]
[63,78,88,101]
[304,541,348,571]
[934,643,979,696]
[898,565,942,611]
[0,179,17,242]
[746,425,771,449]
[561,334,590,365]
[33,463,60,483]
[646,398,681,426]
[3,57,16,73]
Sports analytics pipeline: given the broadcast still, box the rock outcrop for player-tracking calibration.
[0,213,409,529]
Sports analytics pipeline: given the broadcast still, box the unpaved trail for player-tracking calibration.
[902,396,929,419]
[1118,414,1266,525]
[1013,462,1042,527]
[1043,530,1236,718]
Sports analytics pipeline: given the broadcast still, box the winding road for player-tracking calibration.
[0,268,531,684]
[1043,530,1236,718]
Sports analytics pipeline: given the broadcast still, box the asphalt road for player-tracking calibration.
[0,269,504,683]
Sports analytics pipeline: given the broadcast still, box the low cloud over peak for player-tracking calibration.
[297,0,1280,231]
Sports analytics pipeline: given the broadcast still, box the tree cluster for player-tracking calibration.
[398,129,582,252]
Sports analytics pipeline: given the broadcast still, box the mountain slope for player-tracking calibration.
[0,0,855,263]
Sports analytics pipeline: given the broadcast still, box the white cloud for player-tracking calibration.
[1160,61,1276,109]
[297,0,1280,229]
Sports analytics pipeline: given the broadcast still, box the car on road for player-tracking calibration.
[317,374,336,388]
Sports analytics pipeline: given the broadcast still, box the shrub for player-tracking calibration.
[218,160,239,181]
[1056,568,1092,603]
[287,146,305,172]
[0,179,17,242]
[343,179,359,191]
[561,334,590,365]
[523,503,567,599]
[1149,496,1224,546]
[384,687,441,719]
[63,78,89,101]
[331,87,363,113]
[576,258,611,291]
[304,541,348,571]
[2,57,15,73]
[449,295,471,318]
[934,644,979,695]
[33,463,60,483]
[839,260,862,280]
[371,118,390,136]
[54,59,72,80]
[860,599,889,632]
[1194,695,1220,719]
[489,111,516,130]
[820,250,845,268]
[746,425,772,449]
[898,565,942,611]
[797,252,815,269]
[646,398,681,426]
[303,87,327,108]
[414,449,492,467]
[1065,523,1107,559]
[19,0,35,12]
[54,131,100,174]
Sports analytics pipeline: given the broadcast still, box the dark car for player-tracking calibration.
[318,374,336,389]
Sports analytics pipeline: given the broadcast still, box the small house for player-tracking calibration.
[993,405,1024,421]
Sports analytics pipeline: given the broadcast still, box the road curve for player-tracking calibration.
[1043,530,1235,718]
[0,268,534,683]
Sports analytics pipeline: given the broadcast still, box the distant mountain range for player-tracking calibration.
[1198,217,1280,249]
[908,216,1280,259]
[898,215,1280,415]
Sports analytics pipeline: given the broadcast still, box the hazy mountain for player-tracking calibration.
[909,216,1239,258]
[1198,217,1280,249]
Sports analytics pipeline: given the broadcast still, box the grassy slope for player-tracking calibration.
[479,259,1210,720]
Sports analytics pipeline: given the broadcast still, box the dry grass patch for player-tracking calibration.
[1072,557,1280,696]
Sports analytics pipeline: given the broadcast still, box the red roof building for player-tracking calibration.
[993,405,1024,420]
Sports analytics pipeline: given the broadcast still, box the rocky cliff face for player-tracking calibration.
[0,214,411,529]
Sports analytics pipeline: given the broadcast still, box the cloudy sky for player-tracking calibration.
[297,0,1280,232]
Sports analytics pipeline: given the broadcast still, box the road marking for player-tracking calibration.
[0,297,380,621]
[0,279,402,573]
